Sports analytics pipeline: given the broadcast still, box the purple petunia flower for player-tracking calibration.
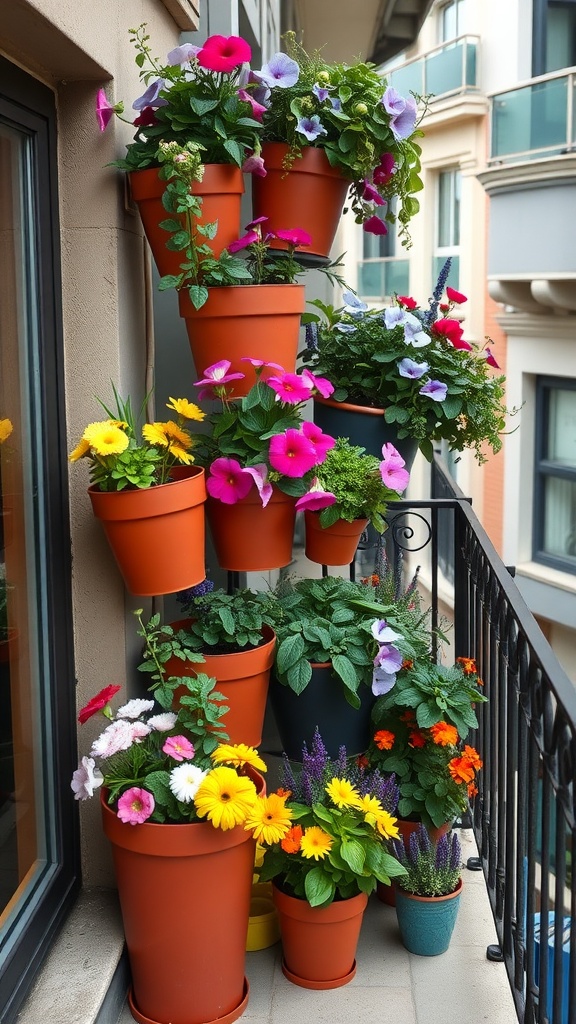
[312,83,330,103]
[166,43,201,66]
[381,86,418,140]
[398,357,429,379]
[296,115,328,141]
[334,322,357,334]
[132,79,168,111]
[255,52,300,89]
[329,96,342,112]
[419,380,448,402]
[403,313,431,348]
[342,290,369,317]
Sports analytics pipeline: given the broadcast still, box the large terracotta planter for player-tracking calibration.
[165,620,276,746]
[313,396,420,468]
[272,884,368,989]
[269,662,375,761]
[252,143,350,262]
[88,467,207,597]
[395,878,463,956]
[178,284,305,396]
[206,487,296,571]
[129,164,244,277]
[101,775,263,1024]
[377,820,452,906]
[304,511,368,566]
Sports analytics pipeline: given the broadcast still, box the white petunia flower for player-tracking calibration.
[148,712,178,732]
[116,698,155,719]
[169,763,208,803]
[71,756,103,800]
[90,719,136,758]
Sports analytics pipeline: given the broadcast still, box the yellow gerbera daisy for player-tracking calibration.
[325,777,362,810]
[358,794,383,818]
[166,397,205,421]
[142,422,170,447]
[83,421,129,457]
[163,420,192,448]
[69,437,92,462]
[211,743,267,772]
[167,445,195,464]
[244,793,293,845]
[374,810,400,840]
[0,419,13,444]
[194,766,258,830]
[300,826,333,860]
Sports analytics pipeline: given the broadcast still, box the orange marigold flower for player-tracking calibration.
[401,659,414,670]
[374,730,395,751]
[467,782,479,798]
[361,574,380,586]
[281,824,303,854]
[448,757,476,784]
[462,745,483,770]
[276,788,292,800]
[409,729,426,748]
[456,656,477,675]
[430,721,458,747]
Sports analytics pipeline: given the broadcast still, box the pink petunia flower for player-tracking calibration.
[228,230,259,253]
[373,152,396,185]
[117,787,155,825]
[275,228,312,247]
[197,35,252,73]
[242,464,273,507]
[96,88,116,132]
[295,482,336,512]
[301,421,336,462]
[240,357,285,372]
[238,89,267,121]
[485,347,500,369]
[268,429,319,477]
[207,458,254,504]
[163,735,195,762]
[380,443,410,493]
[193,360,245,398]
[245,216,269,229]
[242,153,267,177]
[267,373,312,404]
[362,179,386,206]
[300,368,334,399]
[363,215,388,236]
[446,286,467,304]
[90,719,137,759]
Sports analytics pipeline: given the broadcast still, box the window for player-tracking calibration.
[0,58,79,1022]
[433,169,461,291]
[439,0,467,42]
[533,377,576,574]
[533,0,576,74]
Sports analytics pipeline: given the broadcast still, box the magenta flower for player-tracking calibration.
[242,153,267,177]
[256,52,300,89]
[275,228,312,247]
[267,373,312,404]
[433,318,472,351]
[96,88,115,132]
[485,347,500,369]
[419,380,448,402]
[240,357,285,372]
[446,286,467,304]
[373,152,396,185]
[362,179,386,206]
[380,443,410,493]
[132,79,168,111]
[162,735,195,762]
[300,368,334,399]
[245,216,269,229]
[117,787,155,825]
[295,485,336,512]
[193,359,245,398]
[207,458,254,504]
[301,421,336,462]
[197,35,252,73]
[363,215,388,236]
[228,230,259,253]
[242,464,273,507]
[238,89,267,122]
[269,429,318,477]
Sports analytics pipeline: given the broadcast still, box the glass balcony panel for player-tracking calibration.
[492,76,569,158]
[357,259,409,300]
[388,63,424,100]
[426,40,469,96]
[466,41,477,87]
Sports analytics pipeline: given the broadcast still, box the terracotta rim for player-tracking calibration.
[178,283,305,319]
[281,958,357,990]
[127,978,249,1024]
[260,142,350,182]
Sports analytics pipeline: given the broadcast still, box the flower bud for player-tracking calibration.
[355,102,368,115]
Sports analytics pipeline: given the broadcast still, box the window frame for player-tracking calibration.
[533,375,576,576]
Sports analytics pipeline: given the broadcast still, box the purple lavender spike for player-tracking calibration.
[408,830,420,867]
[336,745,348,777]
[435,834,449,872]
[280,754,297,796]
[449,831,462,872]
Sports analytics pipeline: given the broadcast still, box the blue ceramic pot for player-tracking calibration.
[313,397,419,468]
[395,879,462,955]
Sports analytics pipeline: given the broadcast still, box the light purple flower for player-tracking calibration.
[372,644,403,695]
[248,72,271,105]
[116,699,155,719]
[342,291,368,317]
[243,464,273,508]
[398,357,429,379]
[403,313,431,348]
[330,96,342,111]
[255,52,300,89]
[312,83,330,103]
[242,153,267,177]
[132,79,168,111]
[381,87,418,140]
[71,756,103,801]
[380,443,410,493]
[296,115,328,141]
[334,322,357,334]
[419,380,448,402]
[166,43,201,65]
[384,306,407,330]
[371,619,401,644]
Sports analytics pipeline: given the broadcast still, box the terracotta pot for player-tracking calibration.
[178,284,305,396]
[252,143,350,261]
[304,511,369,566]
[313,396,420,468]
[272,884,367,989]
[101,773,263,1024]
[206,487,296,571]
[377,820,452,906]
[88,467,207,597]
[165,620,276,746]
[395,877,463,956]
[129,164,244,277]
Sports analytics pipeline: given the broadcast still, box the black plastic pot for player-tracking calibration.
[313,397,419,467]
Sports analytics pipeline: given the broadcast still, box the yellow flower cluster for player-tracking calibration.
[0,418,13,444]
[192,744,268,832]
[325,777,400,839]
[69,397,205,464]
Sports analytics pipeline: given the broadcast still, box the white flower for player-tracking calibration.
[71,756,103,801]
[128,721,151,743]
[148,712,178,732]
[90,719,136,758]
[116,698,155,719]
[169,763,208,803]
[371,619,401,644]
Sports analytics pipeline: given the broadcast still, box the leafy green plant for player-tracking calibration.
[392,824,461,897]
[255,729,406,906]
[301,263,513,463]
[311,436,405,532]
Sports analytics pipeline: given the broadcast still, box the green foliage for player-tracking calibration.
[314,436,403,532]
[154,587,282,656]
[373,657,487,737]
[89,444,161,491]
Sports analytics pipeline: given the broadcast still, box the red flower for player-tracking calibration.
[446,286,467,304]
[432,318,472,351]
[456,656,477,675]
[133,106,158,127]
[356,754,370,770]
[78,684,121,724]
[363,215,388,236]
[197,35,251,73]
[408,729,426,748]
[397,295,418,310]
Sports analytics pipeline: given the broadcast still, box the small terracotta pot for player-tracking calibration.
[206,487,296,571]
[88,467,206,597]
[304,511,369,566]
[165,620,276,746]
[129,164,244,277]
[178,284,305,397]
[377,820,452,906]
[272,884,367,989]
[252,143,350,260]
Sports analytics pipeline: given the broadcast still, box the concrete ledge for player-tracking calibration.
[16,888,127,1024]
